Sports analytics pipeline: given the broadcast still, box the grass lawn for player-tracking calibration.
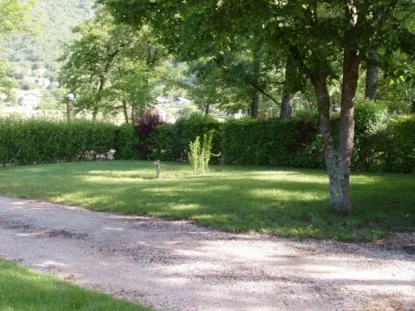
[0,259,152,311]
[0,161,413,241]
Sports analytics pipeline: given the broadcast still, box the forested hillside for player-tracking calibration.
[4,0,94,80]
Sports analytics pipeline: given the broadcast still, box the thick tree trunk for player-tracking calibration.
[280,94,294,119]
[311,73,345,214]
[250,94,259,118]
[365,66,379,100]
[337,48,360,214]
[311,49,359,216]
[412,100,415,114]
[122,100,129,124]
[204,103,210,115]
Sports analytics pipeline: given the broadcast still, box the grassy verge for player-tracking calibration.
[0,259,152,311]
[0,161,413,241]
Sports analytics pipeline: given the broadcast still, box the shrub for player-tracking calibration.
[188,130,214,173]
[352,100,389,171]
[221,118,323,168]
[134,110,166,160]
[383,116,415,173]
[0,118,116,166]
[150,112,221,162]
[188,136,201,173]
[114,124,140,160]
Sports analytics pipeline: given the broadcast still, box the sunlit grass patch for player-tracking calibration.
[0,259,153,311]
[0,161,413,241]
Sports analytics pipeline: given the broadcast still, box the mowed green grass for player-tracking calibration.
[0,259,152,311]
[0,161,413,241]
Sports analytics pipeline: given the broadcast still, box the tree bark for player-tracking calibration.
[337,48,361,214]
[310,48,359,216]
[280,94,294,119]
[250,94,259,118]
[311,73,345,214]
[122,100,129,124]
[250,48,261,119]
[280,56,297,119]
[204,103,210,115]
[92,107,99,121]
[365,66,379,100]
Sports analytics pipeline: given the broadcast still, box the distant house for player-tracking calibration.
[18,93,40,110]
[174,96,191,104]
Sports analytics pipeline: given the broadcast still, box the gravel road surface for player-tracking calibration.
[0,196,413,311]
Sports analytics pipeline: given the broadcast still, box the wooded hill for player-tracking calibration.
[4,0,94,80]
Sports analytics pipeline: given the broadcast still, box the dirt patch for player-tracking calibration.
[381,233,415,254]
[35,229,88,240]
[0,196,414,311]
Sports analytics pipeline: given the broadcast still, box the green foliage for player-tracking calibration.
[188,130,214,173]
[352,100,390,171]
[220,105,415,173]
[384,116,415,173]
[0,0,36,38]
[58,9,169,118]
[0,118,117,165]
[150,113,221,162]
[0,259,153,311]
[4,0,94,79]
[0,161,413,241]
[221,118,323,168]
[18,80,38,91]
[114,124,140,160]
[188,136,201,173]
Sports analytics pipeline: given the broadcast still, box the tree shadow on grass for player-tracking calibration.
[1,162,414,241]
[44,175,415,241]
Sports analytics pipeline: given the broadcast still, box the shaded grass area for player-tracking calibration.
[0,161,414,241]
[0,259,152,311]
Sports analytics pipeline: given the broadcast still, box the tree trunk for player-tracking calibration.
[280,57,297,119]
[311,49,359,216]
[412,100,415,114]
[251,49,261,119]
[122,100,129,124]
[337,48,361,214]
[311,73,345,214]
[131,106,135,124]
[92,107,99,121]
[250,94,259,118]
[365,66,379,100]
[280,94,294,119]
[204,103,210,115]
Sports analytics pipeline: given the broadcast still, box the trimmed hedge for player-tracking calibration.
[221,119,323,168]
[114,124,140,160]
[1,110,414,173]
[384,117,415,173]
[149,113,222,162]
[0,119,117,165]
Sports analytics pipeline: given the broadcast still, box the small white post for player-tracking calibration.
[154,160,161,179]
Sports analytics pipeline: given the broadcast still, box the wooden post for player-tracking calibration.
[154,160,161,179]
[67,99,71,122]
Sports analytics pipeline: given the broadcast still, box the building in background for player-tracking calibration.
[18,93,40,110]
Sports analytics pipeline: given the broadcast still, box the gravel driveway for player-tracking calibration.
[0,196,413,311]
